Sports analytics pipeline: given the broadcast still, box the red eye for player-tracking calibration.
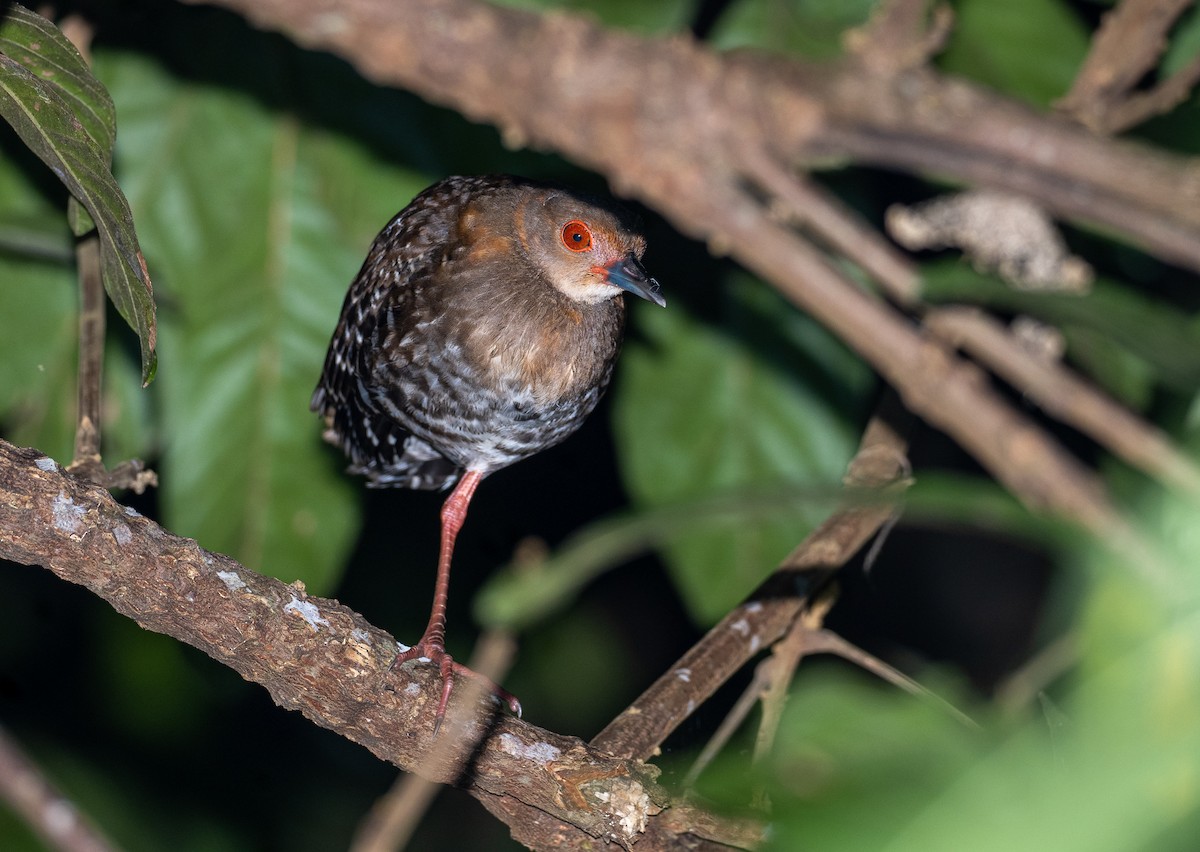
[561,220,593,252]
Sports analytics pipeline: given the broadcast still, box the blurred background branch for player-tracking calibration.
[0,724,115,852]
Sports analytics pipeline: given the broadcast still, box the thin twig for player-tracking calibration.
[58,13,104,478]
[0,723,116,852]
[843,0,954,73]
[1057,0,1196,132]
[804,630,979,729]
[68,233,105,475]
[63,237,157,490]
[675,595,841,794]
[749,592,838,773]
[926,306,1200,497]
[994,634,1079,716]
[746,590,979,768]
[682,580,976,792]
[1105,52,1200,133]
[679,662,770,793]
[746,150,920,306]
[65,237,156,493]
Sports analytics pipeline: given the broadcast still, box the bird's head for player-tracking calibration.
[515,185,666,308]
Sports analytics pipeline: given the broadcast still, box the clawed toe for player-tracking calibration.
[391,642,521,733]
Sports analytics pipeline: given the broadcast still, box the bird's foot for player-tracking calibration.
[391,640,522,735]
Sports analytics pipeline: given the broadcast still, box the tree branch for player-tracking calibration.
[1057,0,1197,133]
[843,0,954,74]
[0,439,756,851]
[0,723,116,852]
[188,0,1200,273]
[925,306,1200,497]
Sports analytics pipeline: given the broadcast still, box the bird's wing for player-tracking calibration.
[311,183,469,489]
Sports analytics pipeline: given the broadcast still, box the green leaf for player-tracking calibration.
[938,0,1090,106]
[1061,324,1156,411]
[0,8,157,384]
[1162,4,1200,77]
[0,254,77,458]
[708,0,876,59]
[755,672,987,851]
[612,275,869,624]
[0,4,115,155]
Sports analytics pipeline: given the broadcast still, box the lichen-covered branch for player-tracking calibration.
[0,439,755,851]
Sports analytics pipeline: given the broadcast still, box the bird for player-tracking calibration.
[311,174,665,730]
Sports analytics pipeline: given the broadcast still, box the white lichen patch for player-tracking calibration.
[605,778,650,838]
[217,571,247,592]
[123,505,141,518]
[730,618,750,636]
[111,523,132,546]
[34,456,57,472]
[749,634,762,654]
[403,682,421,696]
[351,627,372,644]
[674,667,691,683]
[283,596,329,630]
[43,799,78,836]
[886,190,1093,292]
[745,601,763,613]
[52,493,86,534]
[396,641,411,653]
[497,732,561,764]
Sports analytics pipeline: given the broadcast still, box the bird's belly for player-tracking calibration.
[379,364,604,474]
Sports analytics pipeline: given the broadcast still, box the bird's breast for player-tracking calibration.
[463,299,622,407]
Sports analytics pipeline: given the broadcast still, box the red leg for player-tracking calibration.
[423,467,482,650]
[391,470,521,731]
